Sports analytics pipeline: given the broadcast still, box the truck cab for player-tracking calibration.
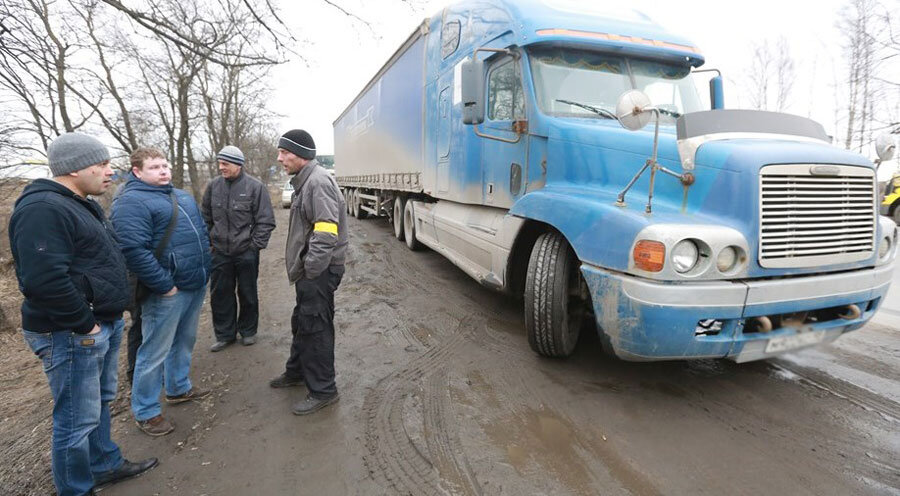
[335,0,897,363]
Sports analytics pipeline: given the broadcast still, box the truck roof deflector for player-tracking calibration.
[675,110,831,171]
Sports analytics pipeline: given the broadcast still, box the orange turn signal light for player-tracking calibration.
[633,240,665,272]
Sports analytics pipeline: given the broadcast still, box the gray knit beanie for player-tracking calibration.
[47,132,110,176]
[217,145,245,167]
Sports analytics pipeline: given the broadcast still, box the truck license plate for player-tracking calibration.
[765,332,826,354]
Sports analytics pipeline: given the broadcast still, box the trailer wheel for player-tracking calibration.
[893,203,900,224]
[403,200,423,251]
[354,190,369,220]
[344,190,352,215]
[348,190,357,217]
[524,232,585,358]
[393,196,406,241]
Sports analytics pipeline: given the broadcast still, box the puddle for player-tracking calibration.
[481,407,597,494]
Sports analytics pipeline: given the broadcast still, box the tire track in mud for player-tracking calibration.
[354,218,657,495]
[423,371,484,496]
[769,360,900,423]
[458,351,663,496]
[363,317,482,496]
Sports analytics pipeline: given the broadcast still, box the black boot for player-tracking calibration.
[292,393,339,415]
[93,458,159,489]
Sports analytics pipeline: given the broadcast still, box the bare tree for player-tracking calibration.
[837,0,881,151]
[71,0,139,151]
[0,0,89,148]
[744,37,795,112]
[98,0,295,66]
[773,38,795,112]
[0,0,427,197]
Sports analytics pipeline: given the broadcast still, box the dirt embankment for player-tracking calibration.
[0,180,27,334]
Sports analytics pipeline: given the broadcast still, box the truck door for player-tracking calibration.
[481,56,528,208]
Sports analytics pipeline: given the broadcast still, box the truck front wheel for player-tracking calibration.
[524,232,584,358]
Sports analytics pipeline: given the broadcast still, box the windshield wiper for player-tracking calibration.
[555,99,617,119]
[657,107,682,118]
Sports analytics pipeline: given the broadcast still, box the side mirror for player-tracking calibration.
[709,75,724,110]
[875,133,896,162]
[615,90,653,131]
[461,57,485,125]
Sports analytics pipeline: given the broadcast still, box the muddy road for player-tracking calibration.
[87,208,900,495]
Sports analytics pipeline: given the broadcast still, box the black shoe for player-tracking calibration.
[93,457,159,489]
[269,373,305,388]
[292,394,339,415]
[209,340,235,352]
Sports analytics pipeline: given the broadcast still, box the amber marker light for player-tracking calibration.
[633,240,666,272]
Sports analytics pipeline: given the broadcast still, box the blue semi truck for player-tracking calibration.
[334,0,897,362]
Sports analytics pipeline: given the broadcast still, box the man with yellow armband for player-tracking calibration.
[273,129,348,415]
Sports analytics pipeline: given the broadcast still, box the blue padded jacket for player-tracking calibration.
[111,175,211,293]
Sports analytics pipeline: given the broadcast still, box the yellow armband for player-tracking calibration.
[314,222,338,235]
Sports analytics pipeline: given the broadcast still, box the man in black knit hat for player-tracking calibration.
[271,129,348,415]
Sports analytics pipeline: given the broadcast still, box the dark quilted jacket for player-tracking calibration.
[110,175,211,293]
[9,179,129,333]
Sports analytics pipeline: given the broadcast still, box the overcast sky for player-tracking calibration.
[270,0,854,155]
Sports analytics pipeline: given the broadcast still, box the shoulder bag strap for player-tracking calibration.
[153,191,179,260]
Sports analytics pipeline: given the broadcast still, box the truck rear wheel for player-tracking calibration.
[393,196,406,241]
[353,190,368,220]
[893,204,900,224]
[524,232,584,358]
[403,200,422,251]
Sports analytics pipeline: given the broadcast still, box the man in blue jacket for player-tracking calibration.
[9,133,157,495]
[111,147,212,437]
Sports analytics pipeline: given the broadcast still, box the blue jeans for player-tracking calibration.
[23,320,126,496]
[131,287,205,421]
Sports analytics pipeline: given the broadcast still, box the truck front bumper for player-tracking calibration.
[580,261,895,362]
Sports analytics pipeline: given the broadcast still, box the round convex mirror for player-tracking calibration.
[875,133,896,162]
[616,90,653,131]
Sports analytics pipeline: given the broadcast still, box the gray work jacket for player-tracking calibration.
[201,171,276,256]
[285,160,347,282]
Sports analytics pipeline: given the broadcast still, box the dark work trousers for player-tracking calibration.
[210,249,260,342]
[285,265,344,399]
[126,307,142,384]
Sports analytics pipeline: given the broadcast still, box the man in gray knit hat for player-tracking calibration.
[9,132,157,495]
[201,145,276,351]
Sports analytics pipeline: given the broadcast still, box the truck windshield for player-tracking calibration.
[529,47,703,124]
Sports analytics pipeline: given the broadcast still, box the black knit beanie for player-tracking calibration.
[278,129,316,160]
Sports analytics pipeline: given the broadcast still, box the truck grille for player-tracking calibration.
[759,164,876,268]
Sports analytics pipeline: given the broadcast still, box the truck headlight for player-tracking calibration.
[878,236,892,260]
[716,246,738,272]
[672,240,699,273]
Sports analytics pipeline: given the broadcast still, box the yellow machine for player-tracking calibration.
[881,173,900,222]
